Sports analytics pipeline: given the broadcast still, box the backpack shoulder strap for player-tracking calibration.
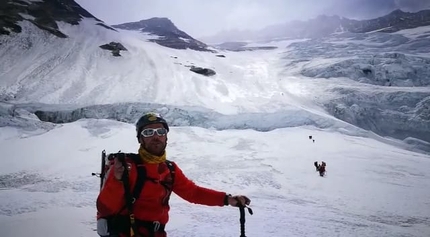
[117,153,147,236]
[125,155,175,200]
[125,153,147,201]
[165,160,175,185]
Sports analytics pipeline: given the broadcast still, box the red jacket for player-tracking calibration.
[97,159,226,226]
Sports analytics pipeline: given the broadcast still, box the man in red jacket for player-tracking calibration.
[97,112,251,237]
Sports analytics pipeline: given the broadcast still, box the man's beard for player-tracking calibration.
[145,141,166,156]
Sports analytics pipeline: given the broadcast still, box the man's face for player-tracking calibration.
[139,123,168,156]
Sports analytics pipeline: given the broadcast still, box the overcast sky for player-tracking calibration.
[75,0,430,38]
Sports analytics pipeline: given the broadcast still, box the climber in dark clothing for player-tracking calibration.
[314,161,326,177]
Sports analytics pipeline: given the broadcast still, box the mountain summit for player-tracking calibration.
[112,17,212,51]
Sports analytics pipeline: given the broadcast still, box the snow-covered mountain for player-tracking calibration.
[200,9,430,44]
[1,0,429,154]
[0,0,114,38]
[112,17,212,52]
[1,1,430,236]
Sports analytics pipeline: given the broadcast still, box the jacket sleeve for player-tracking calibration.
[96,166,126,217]
[172,163,226,206]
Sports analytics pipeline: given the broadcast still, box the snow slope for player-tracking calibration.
[0,19,289,115]
[0,119,429,237]
[1,19,429,147]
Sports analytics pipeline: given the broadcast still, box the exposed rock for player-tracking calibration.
[99,42,128,56]
[215,42,277,52]
[217,41,247,48]
[216,54,226,58]
[362,68,372,75]
[112,17,214,52]
[240,46,277,51]
[96,23,116,31]
[189,66,216,76]
[0,0,114,38]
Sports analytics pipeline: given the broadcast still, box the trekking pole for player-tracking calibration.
[236,198,253,237]
[91,150,106,189]
[100,150,106,189]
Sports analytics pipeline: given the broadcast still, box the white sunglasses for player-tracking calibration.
[141,128,168,138]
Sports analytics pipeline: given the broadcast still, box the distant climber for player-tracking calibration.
[314,161,326,177]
